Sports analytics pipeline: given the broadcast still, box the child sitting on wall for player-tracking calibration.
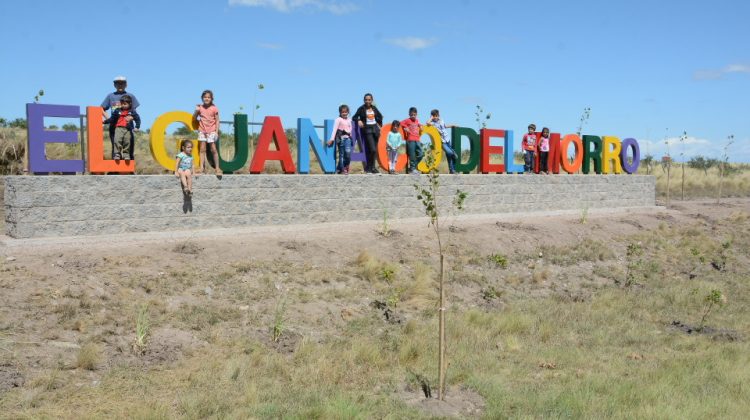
[175,139,194,197]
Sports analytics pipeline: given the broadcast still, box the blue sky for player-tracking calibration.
[2,0,749,161]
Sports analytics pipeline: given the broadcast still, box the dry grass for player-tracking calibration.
[1,200,749,418]
[643,163,750,200]
[75,343,101,371]
[356,250,392,283]
[539,238,615,266]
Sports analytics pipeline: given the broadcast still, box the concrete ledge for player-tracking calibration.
[4,174,655,238]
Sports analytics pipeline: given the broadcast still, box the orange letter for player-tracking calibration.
[87,106,134,173]
[377,123,407,171]
[560,134,583,174]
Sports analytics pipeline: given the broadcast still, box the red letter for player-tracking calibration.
[479,129,506,174]
[548,132,561,174]
[249,116,296,174]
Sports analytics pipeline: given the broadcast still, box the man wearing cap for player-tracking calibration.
[101,76,140,159]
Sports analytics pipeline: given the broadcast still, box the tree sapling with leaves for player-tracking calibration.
[413,145,467,401]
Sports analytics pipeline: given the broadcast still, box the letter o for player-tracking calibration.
[560,134,583,173]
[620,138,641,174]
[417,125,444,173]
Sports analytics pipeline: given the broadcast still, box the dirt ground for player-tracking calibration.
[1,198,748,418]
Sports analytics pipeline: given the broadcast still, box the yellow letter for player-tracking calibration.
[150,111,199,171]
[602,136,623,174]
[417,125,444,173]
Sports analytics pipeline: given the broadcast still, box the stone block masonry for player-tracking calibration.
[3,175,655,239]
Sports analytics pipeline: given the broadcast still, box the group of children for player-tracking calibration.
[102,79,549,196]
[521,123,552,174]
[330,93,459,176]
[174,90,221,196]
[100,77,220,196]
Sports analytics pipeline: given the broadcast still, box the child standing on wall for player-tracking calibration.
[401,107,423,175]
[101,76,140,159]
[175,140,194,197]
[193,90,222,176]
[522,123,538,174]
[539,127,550,174]
[386,120,404,174]
[327,104,353,174]
[426,109,458,174]
[102,95,140,161]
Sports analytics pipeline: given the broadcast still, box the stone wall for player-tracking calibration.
[4,174,655,238]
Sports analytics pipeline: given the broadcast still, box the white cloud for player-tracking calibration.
[257,42,283,50]
[664,136,711,147]
[693,63,750,80]
[638,136,724,160]
[384,37,437,51]
[228,0,357,14]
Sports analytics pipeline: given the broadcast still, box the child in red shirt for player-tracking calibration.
[103,95,140,161]
[401,107,423,174]
[522,123,538,174]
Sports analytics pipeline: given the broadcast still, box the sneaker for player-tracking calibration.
[113,153,121,160]
[123,156,130,162]
[389,169,395,174]
[370,168,380,174]
[410,170,420,175]
[343,166,349,175]
[449,170,457,174]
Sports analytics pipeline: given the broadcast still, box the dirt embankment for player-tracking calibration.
[0,198,748,418]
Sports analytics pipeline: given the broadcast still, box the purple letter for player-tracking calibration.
[27,103,84,173]
[349,123,368,171]
[620,138,641,174]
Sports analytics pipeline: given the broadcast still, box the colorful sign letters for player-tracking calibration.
[24,103,641,175]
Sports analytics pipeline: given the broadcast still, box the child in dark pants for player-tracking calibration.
[101,76,140,159]
[327,104,353,174]
[401,107,423,174]
[103,95,140,161]
[522,123,537,174]
[426,109,458,174]
[539,127,550,174]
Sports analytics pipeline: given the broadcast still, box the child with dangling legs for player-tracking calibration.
[175,139,194,197]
